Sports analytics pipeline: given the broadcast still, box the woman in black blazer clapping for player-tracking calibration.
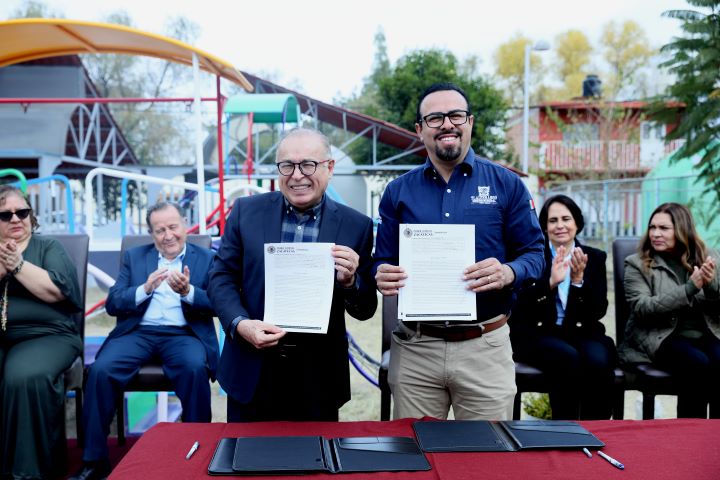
[511,194,616,419]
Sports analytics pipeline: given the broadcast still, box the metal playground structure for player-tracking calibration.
[0,18,382,432]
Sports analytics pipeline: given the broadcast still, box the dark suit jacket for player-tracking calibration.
[102,242,219,377]
[209,192,377,405]
[511,240,609,347]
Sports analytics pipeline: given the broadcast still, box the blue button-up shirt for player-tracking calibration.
[373,148,545,320]
[137,245,194,327]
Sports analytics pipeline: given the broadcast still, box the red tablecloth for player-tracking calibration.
[110,418,720,479]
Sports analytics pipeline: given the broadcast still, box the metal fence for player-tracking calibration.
[540,174,710,250]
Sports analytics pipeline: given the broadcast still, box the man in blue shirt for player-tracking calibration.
[72,202,217,480]
[374,82,545,420]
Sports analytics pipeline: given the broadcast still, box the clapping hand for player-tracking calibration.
[569,247,588,284]
[144,267,169,295]
[691,256,716,289]
[549,245,569,289]
[167,265,191,296]
[0,240,22,275]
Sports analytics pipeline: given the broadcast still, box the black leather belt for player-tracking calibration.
[402,316,508,342]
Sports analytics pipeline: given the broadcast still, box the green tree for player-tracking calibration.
[600,20,654,99]
[84,11,200,166]
[342,44,508,165]
[493,34,547,106]
[342,27,392,120]
[377,49,509,162]
[651,0,720,231]
[552,30,593,100]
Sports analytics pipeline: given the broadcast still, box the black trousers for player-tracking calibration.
[227,342,339,423]
[655,333,720,418]
[514,329,617,420]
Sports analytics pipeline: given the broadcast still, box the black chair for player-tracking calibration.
[512,361,626,419]
[378,295,623,420]
[512,362,548,420]
[113,234,212,444]
[379,296,396,421]
[613,237,682,419]
[513,358,626,419]
[45,234,89,446]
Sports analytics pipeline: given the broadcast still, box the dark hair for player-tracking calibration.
[0,185,40,232]
[639,202,705,272]
[416,82,472,124]
[538,194,585,235]
[145,201,184,233]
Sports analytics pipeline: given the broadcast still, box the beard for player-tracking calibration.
[434,131,463,162]
[435,143,462,162]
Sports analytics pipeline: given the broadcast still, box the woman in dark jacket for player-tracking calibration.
[511,194,616,419]
[620,202,720,418]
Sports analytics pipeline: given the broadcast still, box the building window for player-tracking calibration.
[641,122,664,141]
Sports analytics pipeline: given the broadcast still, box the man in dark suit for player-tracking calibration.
[71,202,217,480]
[209,127,377,422]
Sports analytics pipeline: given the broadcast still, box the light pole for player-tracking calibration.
[522,40,550,175]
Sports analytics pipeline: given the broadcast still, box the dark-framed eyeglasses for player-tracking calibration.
[421,109,471,128]
[276,160,331,176]
[0,208,31,222]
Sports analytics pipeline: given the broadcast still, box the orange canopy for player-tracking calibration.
[0,18,253,91]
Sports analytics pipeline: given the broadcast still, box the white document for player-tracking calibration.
[398,224,477,322]
[263,242,335,334]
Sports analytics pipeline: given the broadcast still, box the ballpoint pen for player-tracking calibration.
[597,450,624,470]
[582,448,592,458]
[186,441,200,460]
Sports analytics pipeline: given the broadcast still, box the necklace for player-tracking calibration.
[0,279,8,331]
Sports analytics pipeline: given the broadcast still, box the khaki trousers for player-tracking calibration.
[388,322,516,420]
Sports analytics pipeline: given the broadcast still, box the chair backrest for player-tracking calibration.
[381,296,399,355]
[119,234,212,262]
[612,237,640,345]
[42,233,89,340]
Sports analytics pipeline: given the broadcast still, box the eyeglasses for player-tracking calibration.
[421,110,471,128]
[276,160,330,177]
[0,208,31,222]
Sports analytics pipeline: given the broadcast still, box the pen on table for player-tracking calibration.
[185,441,199,460]
[597,450,624,470]
[582,448,592,458]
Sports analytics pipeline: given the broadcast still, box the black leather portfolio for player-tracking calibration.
[208,436,431,475]
[413,420,605,452]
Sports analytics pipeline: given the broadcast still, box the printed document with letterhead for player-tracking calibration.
[398,224,476,322]
[263,242,334,334]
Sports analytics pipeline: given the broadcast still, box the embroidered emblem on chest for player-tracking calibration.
[471,186,497,205]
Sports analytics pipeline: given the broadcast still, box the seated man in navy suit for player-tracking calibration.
[209,127,377,422]
[71,202,217,480]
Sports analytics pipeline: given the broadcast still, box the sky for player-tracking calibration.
[1,0,689,103]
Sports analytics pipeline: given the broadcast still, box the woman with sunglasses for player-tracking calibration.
[621,203,720,418]
[510,195,616,419]
[0,185,82,479]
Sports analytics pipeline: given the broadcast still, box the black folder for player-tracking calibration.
[413,420,605,452]
[208,436,431,475]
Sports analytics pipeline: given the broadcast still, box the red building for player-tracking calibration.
[506,99,683,185]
